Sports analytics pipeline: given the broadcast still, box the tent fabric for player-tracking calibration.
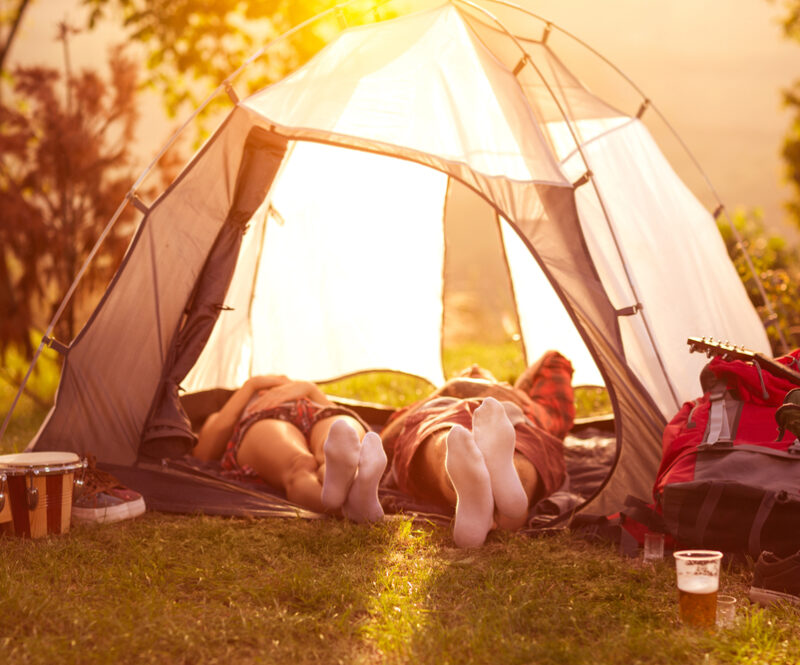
[142,128,288,458]
[31,110,267,464]
[29,3,771,518]
[244,6,568,185]
[183,141,450,389]
[565,119,768,416]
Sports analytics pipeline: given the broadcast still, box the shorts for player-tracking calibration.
[387,398,566,504]
[220,397,369,482]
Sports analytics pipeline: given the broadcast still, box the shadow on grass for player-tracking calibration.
[371,529,792,665]
[1,512,799,664]
[0,514,425,665]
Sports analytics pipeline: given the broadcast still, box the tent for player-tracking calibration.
[23,1,771,518]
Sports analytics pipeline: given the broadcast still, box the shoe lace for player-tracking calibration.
[77,455,124,498]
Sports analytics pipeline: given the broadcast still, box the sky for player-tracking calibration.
[6,0,800,240]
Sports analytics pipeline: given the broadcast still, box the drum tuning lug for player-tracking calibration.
[27,473,39,511]
[0,472,5,512]
[73,459,88,498]
[27,486,39,511]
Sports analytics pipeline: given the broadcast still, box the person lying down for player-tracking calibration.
[191,351,574,548]
[191,376,386,522]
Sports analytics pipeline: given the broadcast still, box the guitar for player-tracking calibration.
[687,336,800,387]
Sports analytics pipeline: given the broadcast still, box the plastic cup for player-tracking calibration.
[643,532,665,562]
[716,594,737,628]
[673,550,723,628]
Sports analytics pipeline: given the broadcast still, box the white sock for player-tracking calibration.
[472,397,529,523]
[321,420,361,510]
[445,425,494,548]
[342,432,387,523]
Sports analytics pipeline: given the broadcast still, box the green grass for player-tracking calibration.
[1,517,798,665]
[321,340,528,409]
[320,341,611,418]
[0,341,60,453]
[3,341,797,663]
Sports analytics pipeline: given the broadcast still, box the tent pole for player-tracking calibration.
[1,0,402,447]
[475,0,790,352]
[494,212,528,366]
[454,0,683,409]
[0,194,132,446]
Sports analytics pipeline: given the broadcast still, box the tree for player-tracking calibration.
[82,0,397,119]
[0,42,151,360]
[773,0,800,229]
[0,0,31,75]
[719,210,800,351]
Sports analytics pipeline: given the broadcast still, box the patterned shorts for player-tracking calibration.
[220,397,368,483]
[387,351,574,504]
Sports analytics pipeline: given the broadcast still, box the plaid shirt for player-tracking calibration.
[385,351,575,501]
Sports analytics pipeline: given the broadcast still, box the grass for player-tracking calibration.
[1,342,798,664]
[1,517,798,665]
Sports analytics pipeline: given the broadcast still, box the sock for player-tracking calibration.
[321,420,361,510]
[445,425,494,548]
[472,397,529,522]
[342,432,387,523]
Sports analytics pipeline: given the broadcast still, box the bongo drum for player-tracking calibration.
[0,452,86,538]
[0,472,11,528]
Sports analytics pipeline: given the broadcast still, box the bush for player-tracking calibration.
[718,209,800,354]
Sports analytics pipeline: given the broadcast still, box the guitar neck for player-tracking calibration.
[687,337,800,387]
[750,352,800,387]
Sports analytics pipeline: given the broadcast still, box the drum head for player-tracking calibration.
[0,451,81,470]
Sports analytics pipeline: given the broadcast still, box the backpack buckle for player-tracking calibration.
[775,389,800,442]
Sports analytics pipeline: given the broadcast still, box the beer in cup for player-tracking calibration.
[673,550,723,628]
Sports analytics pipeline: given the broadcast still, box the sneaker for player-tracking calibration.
[72,456,146,525]
[749,550,800,607]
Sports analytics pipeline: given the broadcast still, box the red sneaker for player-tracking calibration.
[72,457,146,524]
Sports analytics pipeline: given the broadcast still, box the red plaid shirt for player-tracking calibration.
[384,351,575,501]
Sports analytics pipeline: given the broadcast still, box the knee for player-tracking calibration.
[281,453,318,491]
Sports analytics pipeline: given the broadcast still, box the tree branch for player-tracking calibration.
[0,0,32,74]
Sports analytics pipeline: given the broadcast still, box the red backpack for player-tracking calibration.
[651,339,800,557]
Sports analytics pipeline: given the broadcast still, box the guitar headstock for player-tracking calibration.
[686,336,756,362]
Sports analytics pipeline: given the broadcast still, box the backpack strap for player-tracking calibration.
[748,491,778,558]
[692,483,724,546]
[704,382,734,444]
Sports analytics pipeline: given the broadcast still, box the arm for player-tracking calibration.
[243,380,333,415]
[192,375,289,462]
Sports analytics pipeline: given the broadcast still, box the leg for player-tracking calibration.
[236,419,327,513]
[493,453,539,530]
[406,430,456,508]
